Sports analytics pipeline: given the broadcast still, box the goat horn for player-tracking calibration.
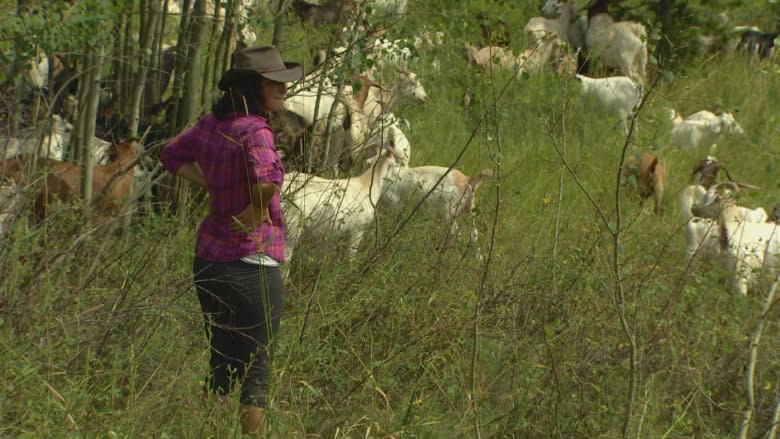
[715,181,740,193]
[735,182,761,190]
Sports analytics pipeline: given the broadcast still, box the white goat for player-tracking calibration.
[585,10,648,84]
[518,34,577,76]
[575,74,642,134]
[342,74,425,160]
[464,44,522,74]
[285,76,353,132]
[1,115,73,160]
[282,143,397,264]
[465,38,573,77]
[524,0,577,48]
[375,128,493,259]
[681,183,769,264]
[680,184,720,263]
[669,109,745,151]
[691,182,780,295]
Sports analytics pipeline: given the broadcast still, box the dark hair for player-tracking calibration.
[212,71,267,119]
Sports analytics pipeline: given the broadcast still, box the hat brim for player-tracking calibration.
[259,62,303,83]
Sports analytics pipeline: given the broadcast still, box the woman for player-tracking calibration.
[160,45,301,435]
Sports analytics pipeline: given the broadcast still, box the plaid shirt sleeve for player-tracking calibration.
[160,123,199,175]
[244,124,283,186]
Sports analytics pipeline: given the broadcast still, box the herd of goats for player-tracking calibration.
[1,0,779,294]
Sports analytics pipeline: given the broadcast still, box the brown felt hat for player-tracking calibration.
[219,45,302,90]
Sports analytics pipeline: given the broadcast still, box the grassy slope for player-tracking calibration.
[2,1,780,438]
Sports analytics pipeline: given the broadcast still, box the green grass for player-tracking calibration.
[3,1,780,438]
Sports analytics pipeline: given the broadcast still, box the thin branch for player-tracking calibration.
[737,271,780,439]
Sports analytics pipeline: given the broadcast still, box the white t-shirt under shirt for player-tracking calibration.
[240,254,280,267]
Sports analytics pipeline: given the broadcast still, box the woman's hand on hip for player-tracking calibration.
[231,204,271,232]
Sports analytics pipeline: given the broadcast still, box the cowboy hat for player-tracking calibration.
[219,45,302,90]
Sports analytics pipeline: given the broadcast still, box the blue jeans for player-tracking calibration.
[193,257,282,407]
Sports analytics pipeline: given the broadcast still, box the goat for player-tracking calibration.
[34,139,141,222]
[522,34,577,75]
[270,110,309,171]
[464,44,523,74]
[691,182,780,295]
[575,74,642,135]
[669,109,744,151]
[285,74,353,130]
[465,40,572,77]
[375,128,493,259]
[680,184,720,263]
[584,0,648,84]
[282,142,397,265]
[345,77,418,150]
[284,76,354,168]
[538,0,589,72]
[623,152,666,215]
[680,182,768,264]
[736,29,778,60]
[1,115,73,159]
[524,0,576,49]
[691,155,734,189]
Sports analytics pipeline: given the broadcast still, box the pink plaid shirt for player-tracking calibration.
[160,112,286,263]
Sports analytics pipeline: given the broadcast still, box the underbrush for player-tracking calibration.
[2,5,780,438]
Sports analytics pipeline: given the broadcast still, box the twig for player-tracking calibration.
[737,271,780,439]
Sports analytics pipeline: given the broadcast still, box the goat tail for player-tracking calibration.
[468,168,494,190]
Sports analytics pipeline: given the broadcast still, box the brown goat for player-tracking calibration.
[623,152,666,215]
[34,140,140,221]
[691,155,733,189]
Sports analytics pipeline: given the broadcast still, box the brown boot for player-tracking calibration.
[239,404,268,436]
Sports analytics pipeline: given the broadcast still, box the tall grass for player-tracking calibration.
[3,3,780,438]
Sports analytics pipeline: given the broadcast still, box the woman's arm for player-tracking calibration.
[231,182,279,231]
[175,162,207,188]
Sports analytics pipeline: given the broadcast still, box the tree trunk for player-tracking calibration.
[271,0,290,47]
[654,0,676,64]
[181,0,208,125]
[168,0,193,137]
[201,0,227,109]
[173,0,209,217]
[129,0,162,137]
[212,0,240,99]
[8,0,35,131]
[79,47,105,206]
